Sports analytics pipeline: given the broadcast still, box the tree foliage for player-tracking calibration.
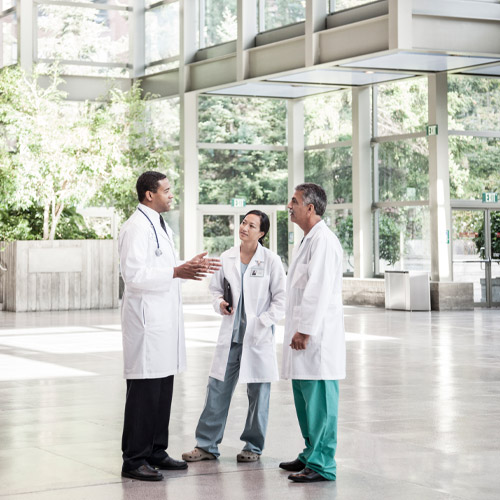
[0,66,172,241]
[474,211,500,260]
[448,75,500,200]
[198,95,288,205]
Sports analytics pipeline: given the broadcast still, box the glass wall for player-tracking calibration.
[331,0,378,12]
[304,90,354,274]
[198,95,288,261]
[259,0,305,31]
[324,208,353,274]
[0,7,16,68]
[373,77,430,274]
[201,0,236,47]
[448,75,500,201]
[146,1,179,74]
[198,95,287,205]
[147,97,181,249]
[37,1,129,77]
[305,147,352,204]
[377,139,429,202]
[375,206,431,274]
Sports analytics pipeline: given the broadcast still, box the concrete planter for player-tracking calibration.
[0,240,119,312]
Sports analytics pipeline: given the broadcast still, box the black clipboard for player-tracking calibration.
[223,278,233,313]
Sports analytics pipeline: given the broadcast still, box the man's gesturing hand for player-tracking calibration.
[290,332,310,350]
[173,252,221,281]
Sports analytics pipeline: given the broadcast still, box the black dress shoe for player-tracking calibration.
[288,467,330,483]
[150,455,188,470]
[279,458,306,472]
[121,464,164,481]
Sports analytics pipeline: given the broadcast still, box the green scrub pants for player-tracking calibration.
[292,379,339,481]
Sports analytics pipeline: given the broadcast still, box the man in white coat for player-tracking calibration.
[280,183,346,483]
[119,171,220,481]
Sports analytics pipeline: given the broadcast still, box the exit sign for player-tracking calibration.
[482,192,498,203]
[231,198,246,208]
[426,124,438,136]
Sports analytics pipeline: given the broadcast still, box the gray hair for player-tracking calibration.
[295,183,327,216]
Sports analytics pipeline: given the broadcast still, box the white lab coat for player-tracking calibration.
[209,244,286,384]
[281,220,346,380]
[119,204,186,379]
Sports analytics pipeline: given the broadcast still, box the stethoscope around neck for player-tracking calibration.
[137,207,163,257]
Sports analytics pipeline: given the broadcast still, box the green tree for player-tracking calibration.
[448,75,500,200]
[474,211,500,259]
[198,95,288,205]
[93,84,178,221]
[263,1,306,30]
[0,66,173,240]
[0,66,107,240]
[379,214,402,266]
[335,214,353,259]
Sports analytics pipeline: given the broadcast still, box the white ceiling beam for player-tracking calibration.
[389,0,412,50]
[305,0,327,67]
[237,0,257,81]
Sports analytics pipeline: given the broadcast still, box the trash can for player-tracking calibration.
[384,271,430,311]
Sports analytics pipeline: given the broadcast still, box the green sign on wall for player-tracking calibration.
[231,198,246,208]
[482,192,498,203]
[426,124,438,136]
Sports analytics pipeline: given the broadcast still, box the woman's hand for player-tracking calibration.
[220,300,234,316]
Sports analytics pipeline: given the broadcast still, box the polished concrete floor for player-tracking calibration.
[0,304,499,500]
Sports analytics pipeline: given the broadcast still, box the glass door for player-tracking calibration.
[452,209,500,307]
[489,210,500,307]
[198,206,288,263]
[202,215,236,257]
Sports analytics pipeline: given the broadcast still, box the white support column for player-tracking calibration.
[236,0,257,81]
[352,87,373,278]
[372,86,380,275]
[428,72,452,281]
[17,0,34,73]
[270,210,277,254]
[180,0,197,92]
[179,91,199,260]
[287,99,305,261]
[305,0,327,67]
[130,0,146,79]
[388,0,412,50]
[179,0,199,259]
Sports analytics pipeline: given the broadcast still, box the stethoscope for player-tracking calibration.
[137,207,163,257]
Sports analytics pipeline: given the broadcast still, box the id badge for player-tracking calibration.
[250,267,264,277]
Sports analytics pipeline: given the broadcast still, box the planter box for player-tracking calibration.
[430,281,473,311]
[342,278,385,307]
[1,240,119,312]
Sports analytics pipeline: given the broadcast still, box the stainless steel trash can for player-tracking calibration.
[384,271,430,311]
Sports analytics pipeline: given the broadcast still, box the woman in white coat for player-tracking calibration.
[182,210,286,463]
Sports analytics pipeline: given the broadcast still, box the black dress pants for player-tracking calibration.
[121,376,174,471]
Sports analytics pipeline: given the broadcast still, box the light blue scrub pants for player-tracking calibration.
[292,379,339,481]
[195,341,271,457]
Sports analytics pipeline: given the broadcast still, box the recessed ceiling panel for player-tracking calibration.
[461,64,500,77]
[270,69,415,86]
[342,52,500,72]
[205,83,338,99]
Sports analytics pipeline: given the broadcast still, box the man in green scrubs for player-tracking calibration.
[280,183,346,483]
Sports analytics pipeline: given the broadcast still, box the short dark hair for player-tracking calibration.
[244,210,270,245]
[136,171,167,202]
[295,183,327,216]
